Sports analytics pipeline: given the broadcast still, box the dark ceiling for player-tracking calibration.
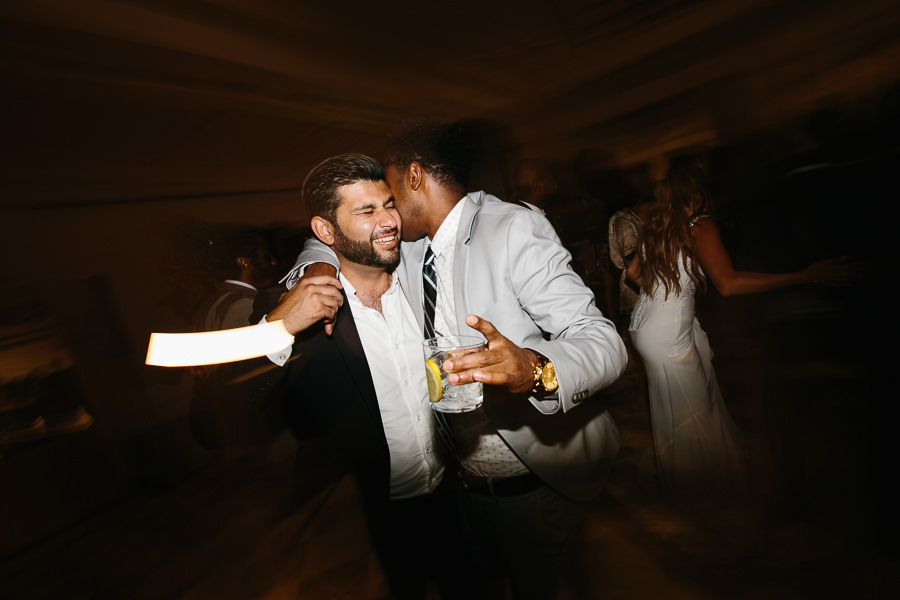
[2,0,899,210]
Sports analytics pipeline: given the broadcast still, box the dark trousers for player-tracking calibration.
[366,489,480,600]
[459,485,587,600]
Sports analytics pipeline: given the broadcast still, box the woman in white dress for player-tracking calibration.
[627,156,858,507]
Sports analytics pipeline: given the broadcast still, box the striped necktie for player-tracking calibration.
[423,245,437,339]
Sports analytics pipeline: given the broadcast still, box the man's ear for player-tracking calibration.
[311,216,336,246]
[236,257,250,271]
[408,161,423,191]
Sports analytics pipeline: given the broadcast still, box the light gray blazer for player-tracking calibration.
[288,191,627,502]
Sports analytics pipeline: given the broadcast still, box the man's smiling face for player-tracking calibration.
[332,180,401,270]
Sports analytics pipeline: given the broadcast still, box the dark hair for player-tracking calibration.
[384,118,472,188]
[207,227,267,279]
[231,229,267,260]
[303,153,385,223]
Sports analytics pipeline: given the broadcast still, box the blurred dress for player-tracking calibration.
[629,250,746,505]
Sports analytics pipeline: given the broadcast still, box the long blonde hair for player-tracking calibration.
[640,156,711,299]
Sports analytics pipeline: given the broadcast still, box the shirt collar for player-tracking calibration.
[339,270,400,306]
[428,197,465,257]
[223,279,256,291]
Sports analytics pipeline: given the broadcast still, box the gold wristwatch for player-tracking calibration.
[532,353,559,395]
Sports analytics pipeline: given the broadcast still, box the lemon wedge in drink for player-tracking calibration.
[425,359,443,403]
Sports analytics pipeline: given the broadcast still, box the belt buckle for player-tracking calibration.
[458,470,477,491]
[458,470,492,494]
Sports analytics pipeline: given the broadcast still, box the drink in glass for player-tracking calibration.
[422,335,485,413]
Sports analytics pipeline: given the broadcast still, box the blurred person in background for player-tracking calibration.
[626,155,860,508]
[608,167,655,414]
[193,229,280,332]
[188,229,281,459]
[513,157,617,320]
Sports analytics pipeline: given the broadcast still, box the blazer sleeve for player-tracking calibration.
[280,238,340,290]
[504,209,627,414]
[230,328,331,441]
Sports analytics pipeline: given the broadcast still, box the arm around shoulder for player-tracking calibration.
[281,237,341,289]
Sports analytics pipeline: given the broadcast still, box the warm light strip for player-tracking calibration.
[145,320,293,367]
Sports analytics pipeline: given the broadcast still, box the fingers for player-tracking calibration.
[448,367,513,387]
[290,286,342,316]
[447,359,533,394]
[301,274,343,290]
[465,314,500,340]
[268,275,344,334]
[444,346,493,372]
[444,315,498,372]
[283,275,341,301]
[447,316,537,394]
[299,277,343,306]
[311,294,341,323]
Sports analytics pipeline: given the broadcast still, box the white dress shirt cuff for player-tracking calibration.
[260,316,293,366]
[528,394,560,415]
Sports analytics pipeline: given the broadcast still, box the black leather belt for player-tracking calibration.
[459,471,545,497]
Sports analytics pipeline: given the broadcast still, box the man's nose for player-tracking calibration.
[378,209,397,227]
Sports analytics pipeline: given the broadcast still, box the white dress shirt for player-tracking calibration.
[430,200,529,480]
[427,199,462,338]
[266,270,443,499]
[340,272,444,498]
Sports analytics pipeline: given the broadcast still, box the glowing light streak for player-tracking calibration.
[145,320,293,367]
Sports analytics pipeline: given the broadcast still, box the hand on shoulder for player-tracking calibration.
[267,275,343,335]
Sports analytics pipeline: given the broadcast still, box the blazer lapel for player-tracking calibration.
[397,193,482,337]
[330,291,382,423]
[453,193,481,335]
[399,239,428,334]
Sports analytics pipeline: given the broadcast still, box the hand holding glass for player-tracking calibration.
[423,335,486,413]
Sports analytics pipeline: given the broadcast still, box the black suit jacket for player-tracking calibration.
[247,290,392,508]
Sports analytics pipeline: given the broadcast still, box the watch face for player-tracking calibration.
[541,361,558,391]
